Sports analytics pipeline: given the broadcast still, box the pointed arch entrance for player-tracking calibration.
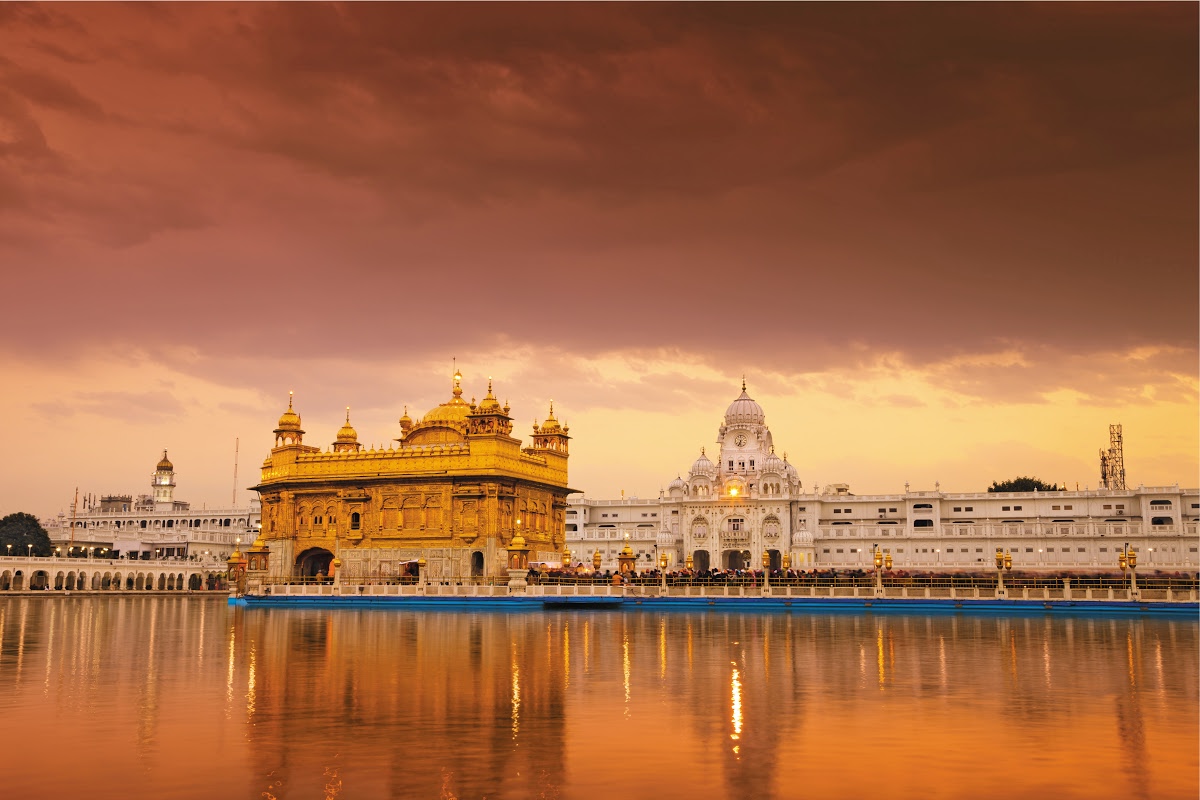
[296,548,334,579]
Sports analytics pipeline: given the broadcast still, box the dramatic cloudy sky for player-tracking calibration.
[2,3,1196,517]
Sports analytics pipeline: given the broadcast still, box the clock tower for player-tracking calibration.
[717,379,774,486]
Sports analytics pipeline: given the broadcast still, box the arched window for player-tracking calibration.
[913,519,934,528]
[351,512,361,530]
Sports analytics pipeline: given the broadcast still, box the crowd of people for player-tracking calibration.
[526,564,1199,587]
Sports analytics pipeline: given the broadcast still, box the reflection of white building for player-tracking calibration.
[45,451,260,563]
[567,384,1199,572]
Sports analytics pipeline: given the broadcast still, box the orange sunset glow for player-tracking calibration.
[0,3,1195,517]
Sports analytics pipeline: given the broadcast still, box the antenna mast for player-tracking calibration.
[69,486,78,548]
[1099,424,1127,490]
[232,438,239,507]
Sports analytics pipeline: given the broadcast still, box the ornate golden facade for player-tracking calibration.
[252,370,572,581]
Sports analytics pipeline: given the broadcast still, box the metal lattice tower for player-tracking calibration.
[1099,424,1126,490]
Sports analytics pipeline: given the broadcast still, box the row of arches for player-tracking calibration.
[684,549,784,571]
[0,569,226,591]
[72,517,246,530]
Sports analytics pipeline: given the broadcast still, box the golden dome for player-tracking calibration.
[419,369,471,428]
[277,392,302,431]
[156,449,173,471]
[399,405,412,426]
[421,398,471,427]
[336,407,358,442]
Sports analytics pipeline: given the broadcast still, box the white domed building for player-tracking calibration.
[565,382,1197,574]
[568,382,813,572]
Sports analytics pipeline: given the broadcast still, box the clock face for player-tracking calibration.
[734,434,747,448]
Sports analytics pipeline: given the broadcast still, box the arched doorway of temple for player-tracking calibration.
[723,550,752,570]
[691,550,710,572]
[296,548,334,580]
[470,551,484,577]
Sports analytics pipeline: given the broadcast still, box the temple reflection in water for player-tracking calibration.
[0,598,1196,799]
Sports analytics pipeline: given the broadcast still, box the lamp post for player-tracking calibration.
[562,547,572,572]
[1118,542,1139,600]
[592,549,602,573]
[28,543,33,558]
[659,552,669,594]
[5,544,10,557]
[761,550,771,594]
[995,548,1012,599]
[872,544,893,598]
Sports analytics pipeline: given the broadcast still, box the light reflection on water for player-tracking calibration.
[0,597,1195,799]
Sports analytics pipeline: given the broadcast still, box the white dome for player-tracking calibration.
[724,385,765,426]
[689,449,715,476]
[761,450,784,473]
[783,457,799,479]
[668,475,686,491]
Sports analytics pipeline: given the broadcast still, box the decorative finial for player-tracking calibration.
[742,375,746,392]
[770,445,775,454]
[345,406,351,423]
[488,376,493,394]
[549,399,554,417]
[288,390,294,410]
[783,451,788,461]
[701,446,705,455]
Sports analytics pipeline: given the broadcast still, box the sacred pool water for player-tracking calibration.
[0,597,1195,799]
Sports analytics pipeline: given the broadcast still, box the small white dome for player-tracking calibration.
[783,456,799,479]
[724,383,765,426]
[668,475,686,491]
[761,449,784,473]
[689,448,715,476]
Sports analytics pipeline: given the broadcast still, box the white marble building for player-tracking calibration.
[43,451,260,564]
[567,384,1199,572]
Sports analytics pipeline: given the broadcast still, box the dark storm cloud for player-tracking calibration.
[0,2,1194,383]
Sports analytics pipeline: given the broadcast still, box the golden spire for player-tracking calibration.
[288,390,294,410]
[452,360,463,398]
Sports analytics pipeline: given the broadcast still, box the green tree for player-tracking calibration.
[987,477,1060,493]
[0,512,54,557]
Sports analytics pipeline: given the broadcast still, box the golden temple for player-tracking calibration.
[250,369,572,582]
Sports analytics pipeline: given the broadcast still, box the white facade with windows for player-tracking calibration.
[567,386,1199,572]
[43,451,260,564]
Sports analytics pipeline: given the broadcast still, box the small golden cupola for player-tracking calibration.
[273,392,305,447]
[156,450,173,471]
[531,400,570,454]
[333,407,362,453]
[466,377,514,437]
[397,405,413,440]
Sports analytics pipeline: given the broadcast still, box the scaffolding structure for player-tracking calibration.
[1099,424,1127,490]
